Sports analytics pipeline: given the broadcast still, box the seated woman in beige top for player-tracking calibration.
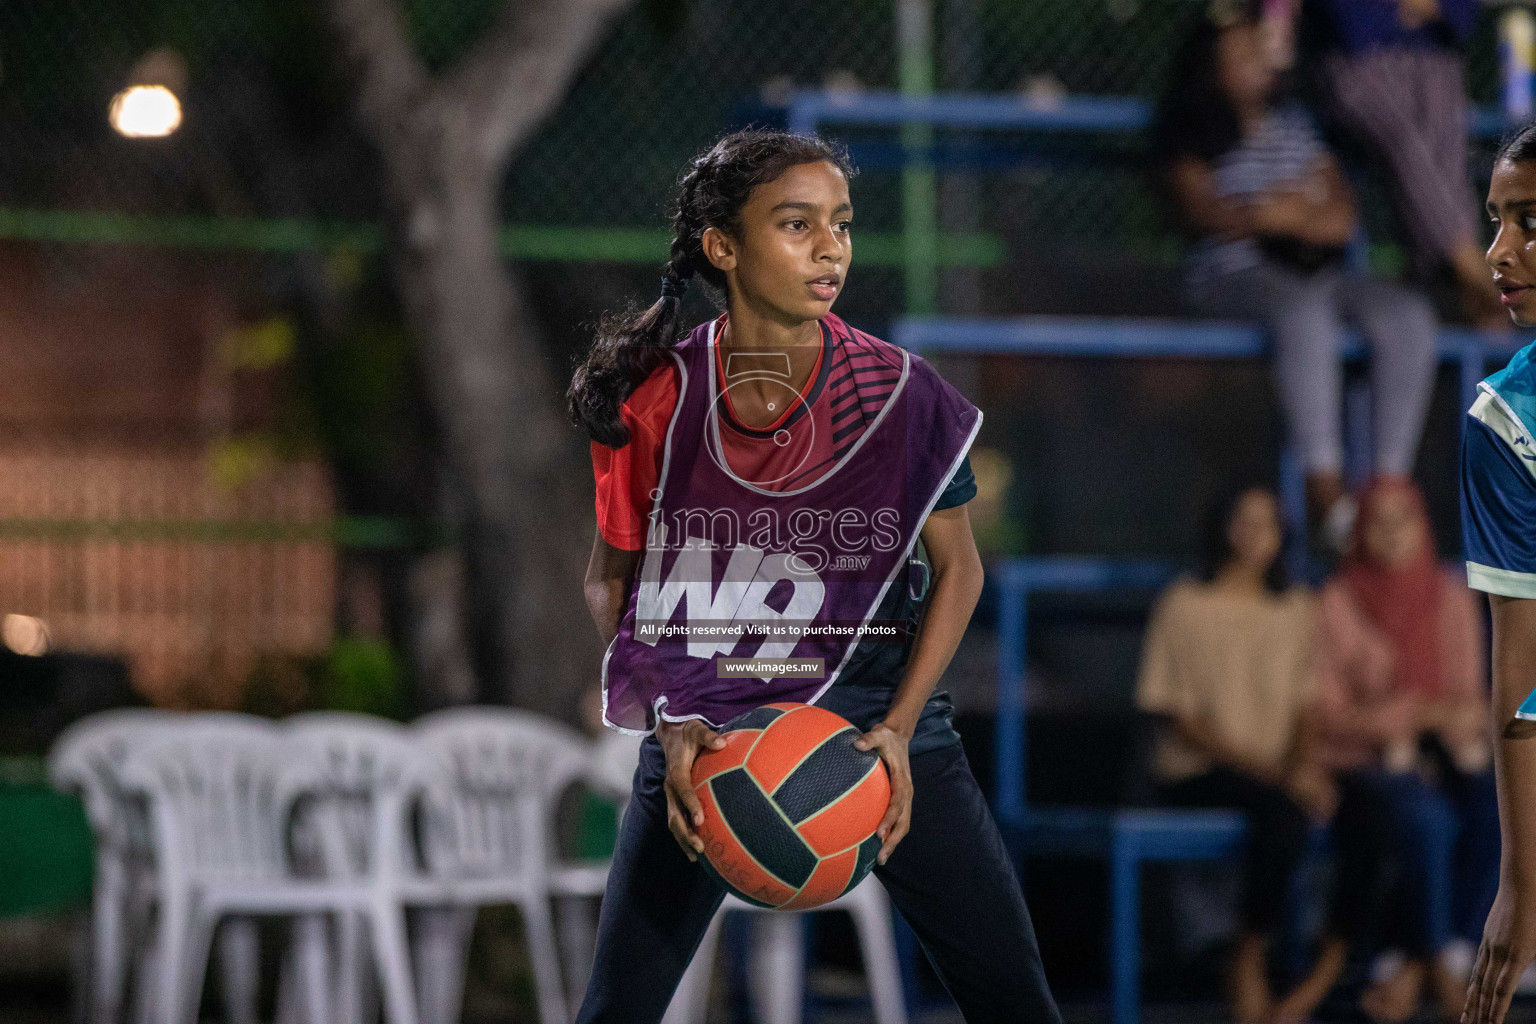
[1137,484,1394,1024]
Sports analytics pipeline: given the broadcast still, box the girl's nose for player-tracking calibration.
[1488,229,1514,268]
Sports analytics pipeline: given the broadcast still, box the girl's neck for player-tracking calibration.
[717,299,821,355]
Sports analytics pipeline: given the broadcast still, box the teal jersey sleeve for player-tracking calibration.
[933,453,977,511]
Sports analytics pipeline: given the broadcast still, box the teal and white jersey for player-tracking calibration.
[1463,341,1536,601]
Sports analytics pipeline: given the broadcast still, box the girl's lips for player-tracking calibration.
[809,282,838,301]
[1502,286,1531,305]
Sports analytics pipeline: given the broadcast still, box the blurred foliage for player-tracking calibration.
[237,651,321,718]
[235,637,405,718]
[317,636,407,719]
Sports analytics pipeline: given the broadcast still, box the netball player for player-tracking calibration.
[566,129,1063,1024]
[1459,123,1536,1023]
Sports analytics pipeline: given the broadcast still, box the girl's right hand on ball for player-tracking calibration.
[657,719,726,862]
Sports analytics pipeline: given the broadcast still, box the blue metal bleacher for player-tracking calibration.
[785,88,1509,146]
[988,557,1245,1024]
[894,316,1519,429]
[893,321,1524,1024]
[779,85,1524,1024]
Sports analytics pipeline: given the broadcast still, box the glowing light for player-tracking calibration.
[2,615,49,657]
[109,85,182,138]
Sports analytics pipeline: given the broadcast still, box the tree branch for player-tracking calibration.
[326,0,432,153]
[441,0,638,168]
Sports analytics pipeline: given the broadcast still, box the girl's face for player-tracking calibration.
[1487,156,1536,326]
[703,160,853,324]
[1215,24,1273,110]
[1360,489,1428,568]
[1226,489,1282,574]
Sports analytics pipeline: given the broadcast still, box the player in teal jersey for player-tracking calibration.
[1459,122,1536,1023]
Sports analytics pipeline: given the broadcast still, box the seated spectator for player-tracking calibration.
[1137,485,1394,1024]
[1301,0,1503,327]
[1315,477,1497,1023]
[1150,0,1439,549]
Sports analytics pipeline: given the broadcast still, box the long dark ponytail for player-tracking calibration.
[567,128,856,447]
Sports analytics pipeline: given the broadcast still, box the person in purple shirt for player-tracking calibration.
[1302,0,1503,326]
[567,128,1064,1024]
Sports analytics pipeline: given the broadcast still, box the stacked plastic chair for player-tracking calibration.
[113,714,384,1024]
[48,710,268,1024]
[49,709,168,1024]
[552,727,641,1010]
[409,706,603,1024]
[57,705,865,1024]
[279,712,442,1024]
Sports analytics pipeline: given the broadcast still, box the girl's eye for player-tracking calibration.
[837,221,853,232]
[1524,215,1536,231]
[786,220,807,230]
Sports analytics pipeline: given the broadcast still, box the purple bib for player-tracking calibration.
[601,318,982,734]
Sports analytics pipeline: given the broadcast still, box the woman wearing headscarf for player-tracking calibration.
[1316,477,1497,1022]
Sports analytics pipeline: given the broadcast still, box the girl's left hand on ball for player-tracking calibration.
[854,722,913,866]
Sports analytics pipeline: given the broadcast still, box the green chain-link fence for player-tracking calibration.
[0,0,1517,312]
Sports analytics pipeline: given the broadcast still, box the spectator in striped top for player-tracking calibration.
[1152,0,1439,551]
[1301,0,1504,328]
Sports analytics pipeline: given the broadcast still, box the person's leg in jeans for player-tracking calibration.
[1160,766,1312,1022]
[1363,771,1459,1022]
[1264,768,1398,1021]
[1414,765,1502,1018]
[871,741,1063,1024]
[1189,261,1349,529]
[1328,770,1398,951]
[1336,272,1439,479]
[1446,767,1500,945]
[574,737,726,1024]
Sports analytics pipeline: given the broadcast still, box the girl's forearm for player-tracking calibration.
[584,576,628,647]
[884,561,985,736]
[1490,596,1536,889]
[584,533,641,647]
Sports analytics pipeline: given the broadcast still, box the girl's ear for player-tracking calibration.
[701,225,737,274]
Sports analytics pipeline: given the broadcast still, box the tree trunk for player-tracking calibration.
[328,0,638,717]
[389,163,594,714]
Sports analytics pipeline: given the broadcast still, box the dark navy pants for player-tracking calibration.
[1375,765,1500,955]
[574,736,1064,1024]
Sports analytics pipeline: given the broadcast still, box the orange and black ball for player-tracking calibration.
[690,703,891,910]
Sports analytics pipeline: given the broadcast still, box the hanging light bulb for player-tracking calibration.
[109,47,187,139]
[110,85,182,138]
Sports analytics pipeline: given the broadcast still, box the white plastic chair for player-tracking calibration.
[548,729,641,1011]
[49,709,167,1024]
[411,706,600,1024]
[663,876,909,1024]
[48,709,264,1024]
[281,712,445,1024]
[116,714,355,1024]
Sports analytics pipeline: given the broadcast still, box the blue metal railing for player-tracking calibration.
[787,88,1510,141]
[892,315,1527,827]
